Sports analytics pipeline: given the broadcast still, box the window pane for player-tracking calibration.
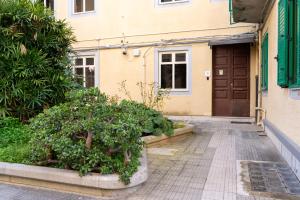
[75,0,83,13]
[162,54,172,62]
[86,57,94,65]
[75,58,83,66]
[75,68,84,85]
[85,0,95,11]
[175,64,187,89]
[85,68,95,88]
[176,53,186,62]
[161,64,173,89]
[161,0,173,3]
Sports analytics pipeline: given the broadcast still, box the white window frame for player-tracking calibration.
[43,0,54,10]
[72,51,99,88]
[158,51,189,92]
[158,0,190,5]
[73,0,95,14]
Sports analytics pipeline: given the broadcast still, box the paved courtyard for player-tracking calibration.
[1,119,300,200]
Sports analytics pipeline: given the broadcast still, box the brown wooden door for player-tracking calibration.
[212,44,250,117]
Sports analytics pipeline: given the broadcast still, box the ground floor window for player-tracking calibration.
[73,56,96,88]
[159,51,188,91]
[43,0,54,11]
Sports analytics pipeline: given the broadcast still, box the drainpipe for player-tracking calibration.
[255,26,266,127]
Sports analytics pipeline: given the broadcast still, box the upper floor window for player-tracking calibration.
[74,0,95,14]
[159,0,189,5]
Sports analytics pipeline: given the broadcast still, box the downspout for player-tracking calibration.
[255,27,267,127]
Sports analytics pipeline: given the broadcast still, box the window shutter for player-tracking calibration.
[262,34,269,90]
[277,0,289,87]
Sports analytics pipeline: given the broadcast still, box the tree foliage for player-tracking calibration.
[29,88,174,184]
[0,0,76,120]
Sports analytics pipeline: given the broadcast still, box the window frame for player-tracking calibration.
[43,0,54,11]
[71,51,99,88]
[159,51,189,92]
[158,0,190,5]
[155,47,192,96]
[73,0,95,15]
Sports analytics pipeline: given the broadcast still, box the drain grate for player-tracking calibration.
[247,162,300,195]
[231,121,252,124]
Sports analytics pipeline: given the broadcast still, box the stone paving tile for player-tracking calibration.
[1,120,298,200]
[0,184,98,200]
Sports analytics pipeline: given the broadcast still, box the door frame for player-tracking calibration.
[212,43,251,117]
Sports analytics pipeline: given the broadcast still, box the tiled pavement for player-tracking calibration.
[0,120,299,200]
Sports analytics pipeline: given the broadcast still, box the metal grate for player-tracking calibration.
[231,121,252,124]
[247,162,300,195]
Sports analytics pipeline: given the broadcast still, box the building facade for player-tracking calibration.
[48,0,259,117]
[232,0,300,178]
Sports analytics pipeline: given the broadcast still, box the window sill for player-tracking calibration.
[288,84,300,90]
[289,87,300,100]
[72,11,96,15]
[159,1,189,5]
[156,0,191,7]
[159,88,191,96]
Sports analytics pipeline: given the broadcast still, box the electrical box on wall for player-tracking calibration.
[204,70,211,80]
[132,49,141,57]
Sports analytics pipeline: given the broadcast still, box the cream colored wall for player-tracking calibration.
[55,0,258,116]
[260,1,300,144]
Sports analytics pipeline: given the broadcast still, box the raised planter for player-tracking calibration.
[142,124,194,146]
[0,149,148,198]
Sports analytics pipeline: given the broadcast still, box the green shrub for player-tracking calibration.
[0,117,32,163]
[29,88,145,184]
[0,0,76,120]
[0,117,31,148]
[118,100,174,136]
[0,144,31,163]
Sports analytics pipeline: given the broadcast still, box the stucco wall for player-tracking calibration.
[54,0,258,116]
[260,0,300,144]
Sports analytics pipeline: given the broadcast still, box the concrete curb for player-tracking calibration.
[142,124,194,146]
[0,149,148,198]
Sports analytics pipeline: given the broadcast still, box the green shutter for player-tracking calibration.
[262,33,269,91]
[278,0,289,87]
[296,0,300,86]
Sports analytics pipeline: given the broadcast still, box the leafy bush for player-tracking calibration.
[0,0,76,120]
[29,88,146,184]
[118,101,174,136]
[0,117,32,163]
[0,117,31,148]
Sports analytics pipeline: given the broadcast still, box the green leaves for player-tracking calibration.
[29,88,144,184]
[0,0,76,120]
[0,117,32,163]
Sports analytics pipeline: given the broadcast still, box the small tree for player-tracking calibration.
[0,0,76,121]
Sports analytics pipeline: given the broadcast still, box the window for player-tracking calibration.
[159,0,189,5]
[277,0,300,88]
[74,0,95,14]
[261,33,269,91]
[159,51,188,90]
[41,0,54,11]
[73,56,95,88]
